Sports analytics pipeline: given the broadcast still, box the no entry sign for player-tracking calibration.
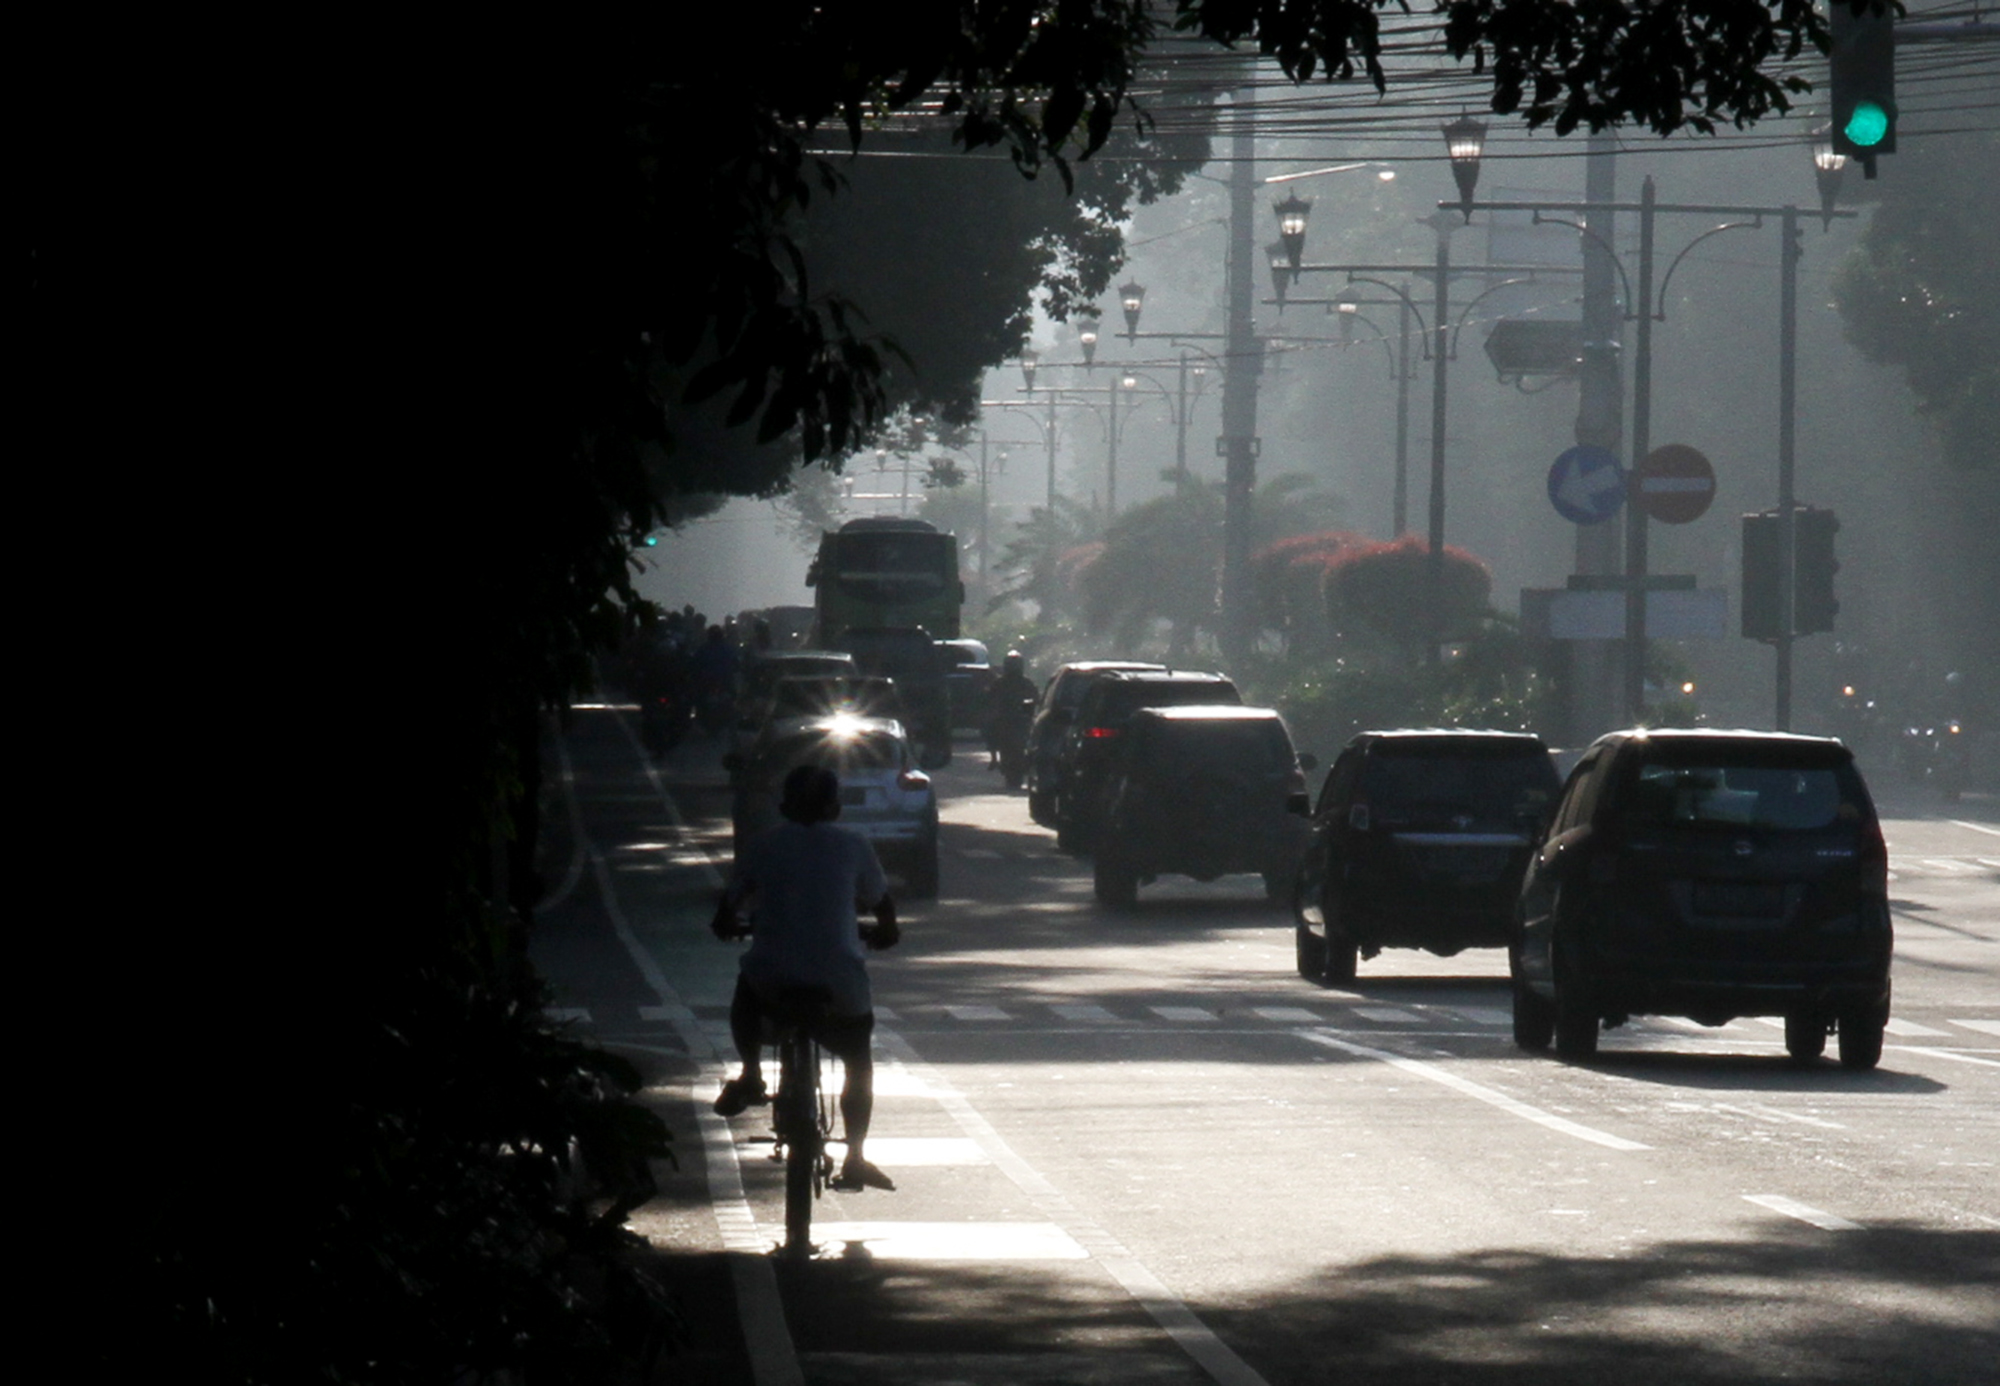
[1630,444,1716,524]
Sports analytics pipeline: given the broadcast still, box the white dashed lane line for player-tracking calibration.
[1743,1194,1864,1232]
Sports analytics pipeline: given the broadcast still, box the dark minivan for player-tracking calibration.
[1511,729,1892,1068]
[1294,730,1560,983]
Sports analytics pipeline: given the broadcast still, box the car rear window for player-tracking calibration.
[1092,680,1240,723]
[773,730,904,773]
[1155,720,1294,774]
[1361,744,1558,827]
[1622,759,1865,831]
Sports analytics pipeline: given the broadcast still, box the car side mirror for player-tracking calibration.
[1287,792,1311,817]
[1348,804,1371,832]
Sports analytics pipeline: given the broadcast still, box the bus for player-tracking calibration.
[807,517,964,644]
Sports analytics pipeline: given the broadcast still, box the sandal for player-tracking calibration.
[831,1156,896,1192]
[712,1076,768,1117]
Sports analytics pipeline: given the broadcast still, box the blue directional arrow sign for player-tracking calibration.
[1547,445,1626,525]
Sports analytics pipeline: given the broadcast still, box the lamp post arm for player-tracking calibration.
[1341,276,1431,355]
[1654,219,1763,320]
[1527,213,1636,318]
[1448,276,1550,359]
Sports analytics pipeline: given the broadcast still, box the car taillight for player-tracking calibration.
[897,769,931,791]
[1084,726,1120,739]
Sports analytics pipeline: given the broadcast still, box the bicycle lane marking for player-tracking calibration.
[1295,1029,1652,1151]
[875,1030,1275,1386]
[555,725,805,1386]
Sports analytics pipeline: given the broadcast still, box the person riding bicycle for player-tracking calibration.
[711,763,901,1191]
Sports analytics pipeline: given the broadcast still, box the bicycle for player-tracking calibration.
[765,984,838,1258]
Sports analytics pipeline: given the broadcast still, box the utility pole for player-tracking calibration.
[1218,77,1263,669]
[1572,133,1623,744]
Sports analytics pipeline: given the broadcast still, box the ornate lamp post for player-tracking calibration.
[1811,126,1849,230]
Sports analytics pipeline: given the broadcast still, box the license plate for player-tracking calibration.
[1691,881,1785,917]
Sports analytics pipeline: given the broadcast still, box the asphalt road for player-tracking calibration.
[533,705,2000,1385]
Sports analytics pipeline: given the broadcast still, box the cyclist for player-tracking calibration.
[711,763,901,1191]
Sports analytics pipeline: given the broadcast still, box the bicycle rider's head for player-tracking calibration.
[780,764,842,824]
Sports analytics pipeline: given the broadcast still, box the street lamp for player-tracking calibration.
[1019,349,1038,393]
[1811,126,1848,230]
[1273,193,1312,272]
[1119,281,1146,341]
[1078,315,1100,369]
[1443,114,1488,222]
[1267,240,1295,308]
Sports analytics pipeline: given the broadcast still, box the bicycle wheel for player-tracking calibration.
[780,1033,820,1254]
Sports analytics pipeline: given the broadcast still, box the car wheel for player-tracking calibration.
[1294,919,1327,980]
[904,838,940,900]
[1512,963,1554,1051]
[1028,790,1054,826]
[1784,1010,1827,1062]
[1093,849,1138,909]
[1837,1004,1886,1070]
[1262,869,1290,904]
[1319,882,1359,985]
[1551,938,1598,1059]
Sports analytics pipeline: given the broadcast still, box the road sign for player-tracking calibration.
[1485,320,1585,381]
[1631,444,1716,524]
[1547,445,1625,525]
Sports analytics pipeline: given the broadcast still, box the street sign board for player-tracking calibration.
[1522,588,1729,640]
[1547,445,1625,525]
[1485,320,1585,381]
[1631,444,1716,524]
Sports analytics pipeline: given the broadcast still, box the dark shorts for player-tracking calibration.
[732,975,874,1066]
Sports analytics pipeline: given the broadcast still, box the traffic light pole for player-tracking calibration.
[1776,203,1800,731]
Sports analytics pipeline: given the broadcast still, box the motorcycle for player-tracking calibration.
[991,691,1037,790]
[1899,719,1970,801]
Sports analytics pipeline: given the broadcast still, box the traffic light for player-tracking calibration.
[1741,511,1785,641]
[1794,507,1841,635]
[1830,0,1896,174]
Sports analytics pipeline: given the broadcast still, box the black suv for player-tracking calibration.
[1511,729,1892,1068]
[1052,669,1241,853]
[1092,706,1313,908]
[1294,730,1560,983]
[1024,661,1164,826]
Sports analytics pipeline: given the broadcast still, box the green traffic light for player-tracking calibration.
[1844,101,1891,149]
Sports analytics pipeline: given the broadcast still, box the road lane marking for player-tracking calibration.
[943,1005,1011,1021]
[1150,1006,1219,1023]
[1951,1019,2000,1037]
[1712,1103,1846,1130]
[1893,1045,2000,1069]
[1351,1006,1421,1023]
[1742,1194,1862,1231]
[1450,1006,1512,1026]
[1949,820,2000,837]
[1883,1018,1950,1037]
[1253,1006,1323,1022]
[876,1030,1274,1386]
[1052,1003,1120,1024]
[874,1006,902,1022]
[1296,1030,1650,1151]
[811,1221,1087,1260]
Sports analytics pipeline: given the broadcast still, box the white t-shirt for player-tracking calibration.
[727,820,889,1016]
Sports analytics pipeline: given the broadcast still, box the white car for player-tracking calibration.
[727,714,940,897]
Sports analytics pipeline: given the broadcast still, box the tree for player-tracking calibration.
[1832,130,2000,472]
[1325,534,1494,665]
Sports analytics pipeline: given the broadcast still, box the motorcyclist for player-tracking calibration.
[985,650,1038,777]
[710,763,901,1192]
